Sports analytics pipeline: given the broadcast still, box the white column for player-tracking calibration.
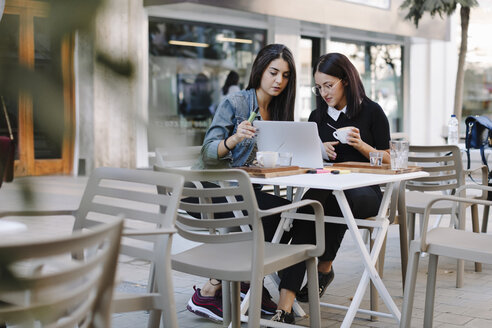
[268,16,302,121]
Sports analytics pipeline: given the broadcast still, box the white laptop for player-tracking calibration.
[253,121,324,168]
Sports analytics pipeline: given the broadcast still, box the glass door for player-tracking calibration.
[0,0,75,176]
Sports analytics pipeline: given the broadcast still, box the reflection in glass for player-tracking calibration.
[148,18,265,150]
[33,16,63,159]
[461,4,492,124]
[463,65,492,116]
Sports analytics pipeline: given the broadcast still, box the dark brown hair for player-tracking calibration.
[313,52,366,119]
[222,70,239,95]
[246,44,296,121]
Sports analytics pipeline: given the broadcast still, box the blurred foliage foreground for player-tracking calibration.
[0,0,134,303]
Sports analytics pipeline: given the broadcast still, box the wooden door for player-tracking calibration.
[0,0,75,176]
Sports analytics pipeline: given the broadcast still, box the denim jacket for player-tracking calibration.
[195,89,259,169]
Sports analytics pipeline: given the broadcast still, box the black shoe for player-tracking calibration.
[296,268,335,303]
[269,309,295,324]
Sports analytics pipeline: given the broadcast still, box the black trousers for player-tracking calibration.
[183,182,292,243]
[279,185,382,293]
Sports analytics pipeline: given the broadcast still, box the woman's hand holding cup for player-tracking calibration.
[333,126,356,144]
[333,126,365,150]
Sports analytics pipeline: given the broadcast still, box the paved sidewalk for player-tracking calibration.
[1,175,492,327]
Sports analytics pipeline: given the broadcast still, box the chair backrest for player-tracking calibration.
[406,145,464,193]
[73,167,184,268]
[155,146,202,168]
[153,166,261,244]
[0,218,123,328]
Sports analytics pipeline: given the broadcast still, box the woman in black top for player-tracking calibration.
[270,53,391,324]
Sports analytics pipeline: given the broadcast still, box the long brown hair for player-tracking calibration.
[313,52,366,119]
[246,44,296,121]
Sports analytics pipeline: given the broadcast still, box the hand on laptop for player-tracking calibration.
[323,141,339,160]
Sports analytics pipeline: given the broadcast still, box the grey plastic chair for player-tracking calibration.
[0,167,185,328]
[0,217,123,328]
[400,184,492,328]
[154,166,325,328]
[404,145,487,285]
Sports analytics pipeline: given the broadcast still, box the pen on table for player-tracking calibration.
[248,107,259,123]
[306,169,351,174]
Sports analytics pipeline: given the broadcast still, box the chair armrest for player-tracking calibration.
[0,209,75,218]
[456,182,492,197]
[420,194,492,252]
[122,227,177,237]
[258,199,325,257]
[258,199,316,217]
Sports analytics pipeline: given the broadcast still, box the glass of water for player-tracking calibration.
[278,152,293,166]
[390,140,409,170]
[369,152,383,166]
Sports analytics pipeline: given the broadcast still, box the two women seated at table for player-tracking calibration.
[188,43,391,324]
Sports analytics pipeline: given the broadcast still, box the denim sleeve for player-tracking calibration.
[201,98,235,166]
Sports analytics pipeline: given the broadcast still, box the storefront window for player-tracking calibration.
[461,3,492,121]
[328,39,404,133]
[148,18,265,150]
[463,65,492,116]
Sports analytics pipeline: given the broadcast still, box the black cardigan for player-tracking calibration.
[308,97,390,163]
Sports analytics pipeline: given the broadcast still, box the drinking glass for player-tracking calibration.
[390,140,409,170]
[369,152,383,166]
[278,152,293,166]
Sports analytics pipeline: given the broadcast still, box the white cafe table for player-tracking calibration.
[250,170,428,327]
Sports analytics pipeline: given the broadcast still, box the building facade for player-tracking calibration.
[1,0,461,175]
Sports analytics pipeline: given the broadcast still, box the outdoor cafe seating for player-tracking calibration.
[0,217,123,327]
[400,184,492,328]
[0,167,185,328]
[1,147,492,327]
[154,166,326,328]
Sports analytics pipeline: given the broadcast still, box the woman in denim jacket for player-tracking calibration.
[188,44,298,322]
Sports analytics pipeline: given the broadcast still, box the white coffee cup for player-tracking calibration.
[333,126,353,144]
[256,151,278,168]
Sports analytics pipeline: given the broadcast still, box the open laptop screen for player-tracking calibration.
[253,121,324,168]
